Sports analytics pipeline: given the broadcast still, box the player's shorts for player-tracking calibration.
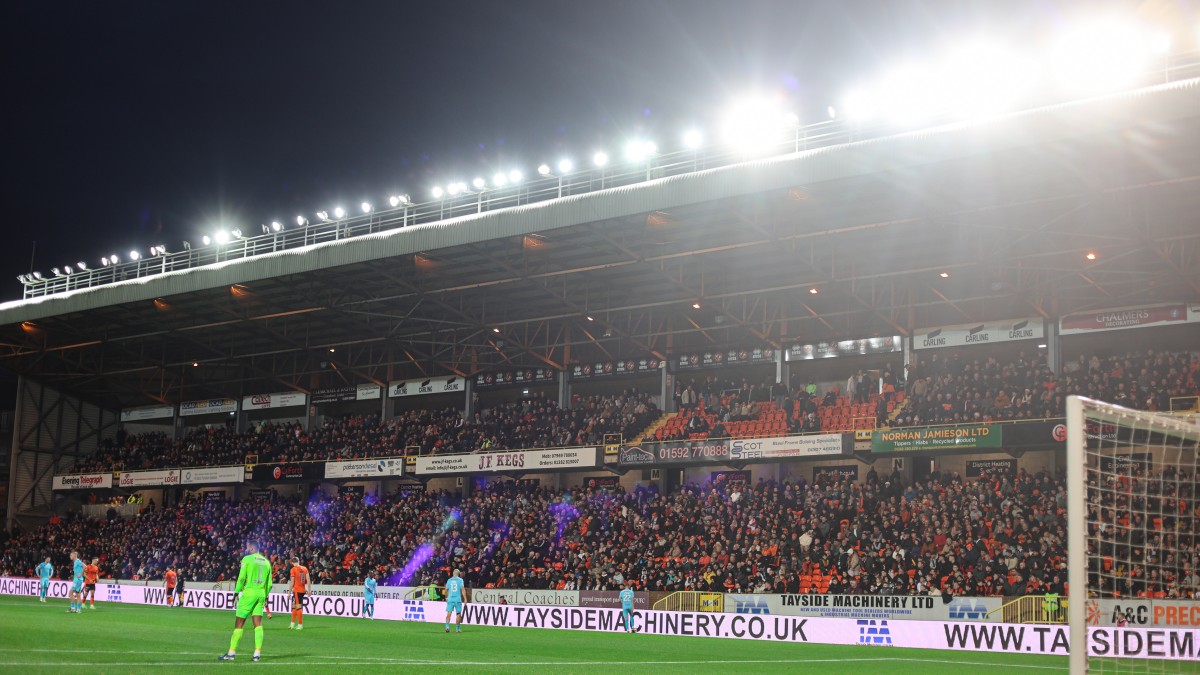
[235,591,267,619]
[84,583,96,593]
[364,595,375,605]
[39,580,50,590]
[446,599,463,615]
[167,585,181,597]
[71,579,84,593]
[294,592,306,608]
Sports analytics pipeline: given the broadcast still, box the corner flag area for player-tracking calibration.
[0,596,1082,673]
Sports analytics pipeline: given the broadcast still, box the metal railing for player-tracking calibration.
[987,595,1068,624]
[653,590,725,612]
[19,52,1200,300]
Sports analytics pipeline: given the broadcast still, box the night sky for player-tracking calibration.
[0,0,1166,298]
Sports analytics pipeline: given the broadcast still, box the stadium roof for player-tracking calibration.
[2,80,1199,408]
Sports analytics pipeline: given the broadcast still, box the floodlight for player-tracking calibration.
[230,228,242,238]
[333,206,346,219]
[508,169,523,183]
[389,195,401,207]
[398,194,411,204]
[32,271,43,279]
[940,39,1036,120]
[842,88,875,120]
[361,202,372,213]
[592,151,609,167]
[624,140,656,162]
[1052,17,1151,92]
[472,177,486,189]
[262,224,271,234]
[214,231,230,244]
[182,242,192,251]
[537,164,552,176]
[492,172,508,187]
[432,186,445,199]
[64,265,73,274]
[296,215,308,226]
[447,182,462,196]
[77,261,87,270]
[52,268,62,276]
[129,250,141,261]
[110,254,119,264]
[1151,32,1171,55]
[827,106,837,119]
[271,221,282,231]
[721,96,794,150]
[557,158,573,173]
[682,129,703,149]
[201,235,212,246]
[317,211,330,221]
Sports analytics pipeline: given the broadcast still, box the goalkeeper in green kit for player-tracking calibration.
[219,541,273,662]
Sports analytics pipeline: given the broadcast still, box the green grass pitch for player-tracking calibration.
[0,596,1086,673]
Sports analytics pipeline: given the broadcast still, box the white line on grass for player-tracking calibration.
[0,660,1072,669]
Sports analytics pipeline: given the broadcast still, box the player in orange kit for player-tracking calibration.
[82,558,100,609]
[165,566,179,607]
[287,557,309,630]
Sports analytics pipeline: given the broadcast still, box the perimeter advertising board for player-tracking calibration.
[1060,303,1194,335]
[179,398,237,417]
[180,466,244,485]
[119,469,181,488]
[414,447,598,475]
[870,425,1001,453]
[617,440,730,466]
[250,463,326,481]
[311,384,382,404]
[915,318,1043,350]
[120,405,174,422]
[728,434,843,461]
[242,392,307,410]
[51,473,113,490]
[324,458,405,479]
[0,579,1195,660]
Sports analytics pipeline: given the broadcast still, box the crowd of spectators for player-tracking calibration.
[74,390,659,473]
[5,462,1193,599]
[897,349,1199,427]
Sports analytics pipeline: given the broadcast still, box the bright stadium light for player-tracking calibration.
[432,186,445,199]
[939,39,1037,120]
[128,250,141,261]
[1052,17,1153,93]
[64,265,73,274]
[201,235,211,246]
[270,221,282,231]
[1151,31,1171,55]
[472,177,486,190]
[875,62,941,127]
[624,140,656,162]
[827,106,837,119]
[230,228,243,238]
[317,211,330,221]
[333,206,346,219]
[557,158,574,174]
[721,95,794,150]
[361,202,372,213]
[77,261,87,270]
[592,151,609,167]
[508,169,523,183]
[388,195,402,207]
[447,182,462,196]
[682,128,703,149]
[296,215,308,226]
[51,268,62,276]
[32,271,43,279]
[537,163,552,176]
[214,230,230,245]
[491,172,508,187]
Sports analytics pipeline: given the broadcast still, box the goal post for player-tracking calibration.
[1066,395,1200,674]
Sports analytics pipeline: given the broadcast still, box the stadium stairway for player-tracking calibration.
[637,412,675,442]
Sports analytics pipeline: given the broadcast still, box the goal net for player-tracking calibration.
[1066,396,1200,674]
